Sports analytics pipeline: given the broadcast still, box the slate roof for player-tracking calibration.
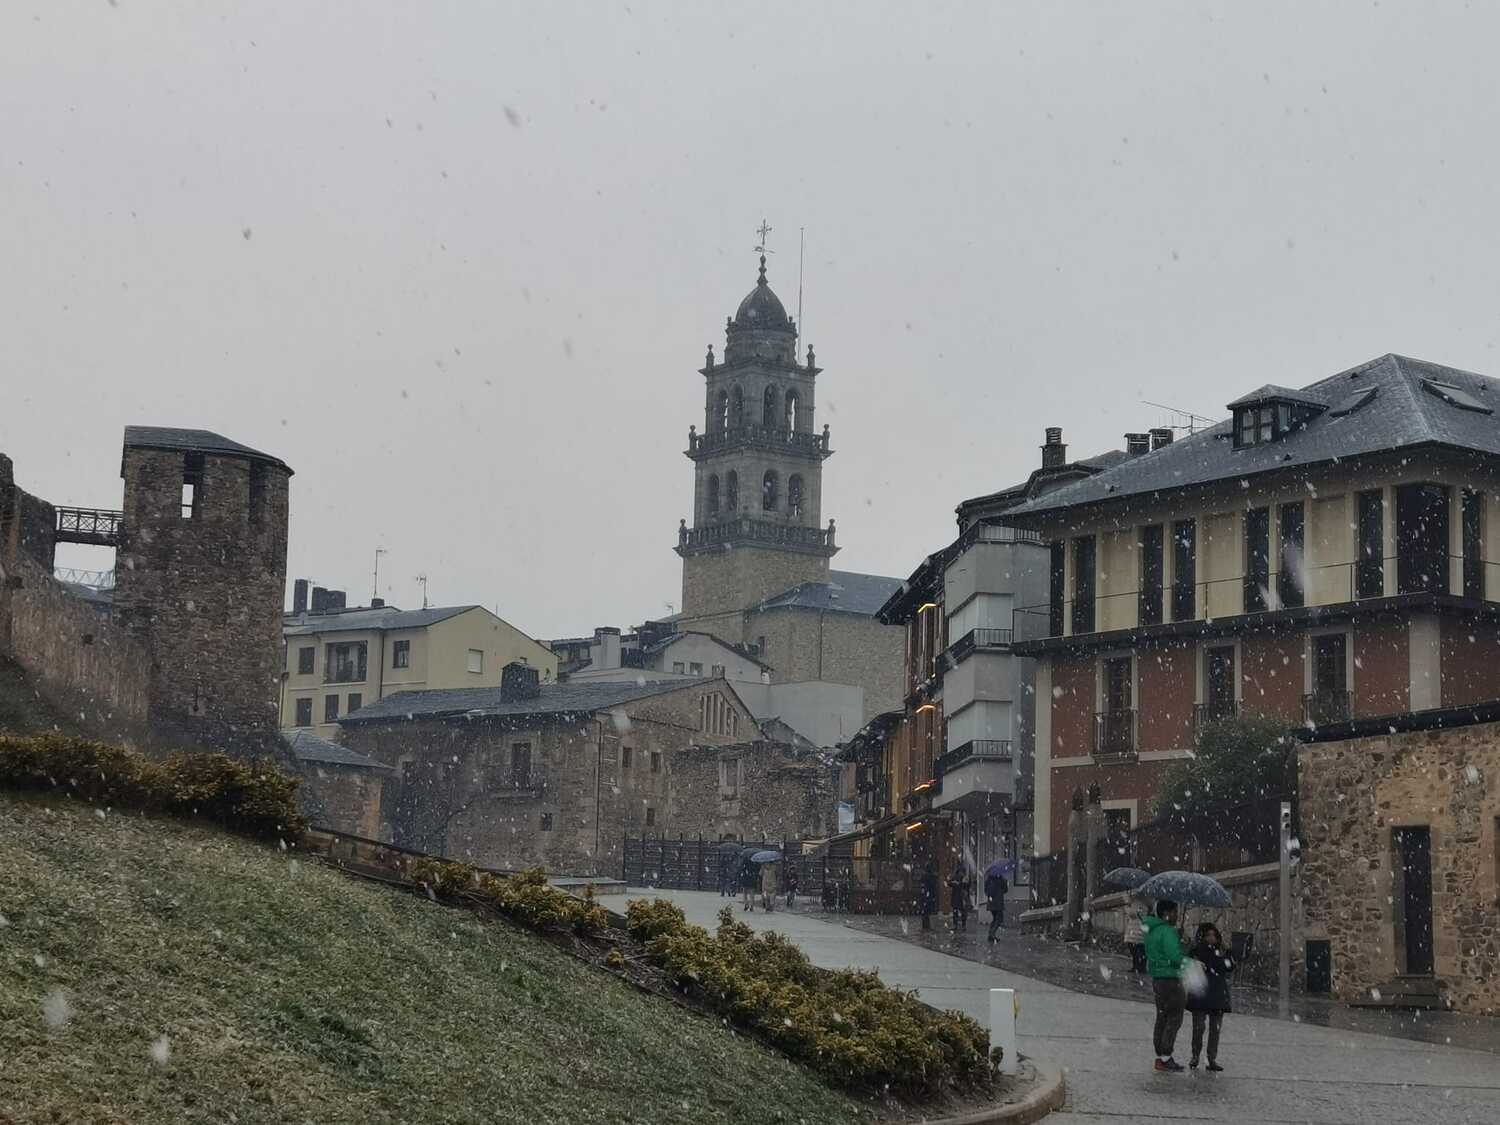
[753,570,904,617]
[283,605,476,636]
[281,728,390,769]
[339,678,708,725]
[1225,384,1328,409]
[1003,354,1500,521]
[123,426,292,473]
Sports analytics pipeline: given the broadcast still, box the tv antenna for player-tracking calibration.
[1140,399,1215,435]
[372,547,387,600]
[796,226,805,350]
[414,573,429,609]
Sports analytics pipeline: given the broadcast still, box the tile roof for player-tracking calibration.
[283,605,476,636]
[339,678,709,725]
[1002,354,1500,521]
[123,426,291,473]
[753,570,904,617]
[281,728,391,769]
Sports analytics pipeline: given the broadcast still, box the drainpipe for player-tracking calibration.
[595,716,603,873]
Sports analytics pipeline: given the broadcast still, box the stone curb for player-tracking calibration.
[920,1060,1066,1125]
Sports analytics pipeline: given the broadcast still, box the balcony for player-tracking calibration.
[688,425,830,459]
[933,741,1015,813]
[1303,690,1353,726]
[946,627,1014,662]
[1192,700,1239,732]
[1093,709,1136,759]
[677,516,836,556]
[486,771,545,797]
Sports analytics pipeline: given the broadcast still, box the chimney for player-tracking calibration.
[1150,427,1174,451]
[1041,426,1067,469]
[1126,433,1150,456]
[501,661,541,702]
[293,578,309,614]
[370,597,385,609]
[591,626,622,671]
[327,589,347,611]
[310,585,329,613]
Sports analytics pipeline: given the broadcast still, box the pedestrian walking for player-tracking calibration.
[1143,899,1188,1072]
[1125,912,1148,974]
[918,860,939,931]
[947,860,972,930]
[984,861,1009,942]
[784,861,799,909]
[760,860,776,912]
[1187,923,1234,1072]
[740,857,758,911]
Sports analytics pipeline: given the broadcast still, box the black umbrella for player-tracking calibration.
[740,846,763,861]
[1102,867,1152,892]
[717,840,743,854]
[1133,870,1231,908]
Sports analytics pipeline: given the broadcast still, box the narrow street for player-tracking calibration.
[642,890,1500,1125]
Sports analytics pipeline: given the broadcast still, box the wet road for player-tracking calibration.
[640,889,1500,1124]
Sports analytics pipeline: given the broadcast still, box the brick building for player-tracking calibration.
[1002,354,1500,853]
[671,253,904,724]
[337,666,756,874]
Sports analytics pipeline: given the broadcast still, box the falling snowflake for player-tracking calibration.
[149,1035,171,1066]
[1099,964,1113,981]
[1464,764,1480,785]
[43,990,72,1029]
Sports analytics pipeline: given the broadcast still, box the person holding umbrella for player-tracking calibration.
[1187,922,1234,1071]
[1142,899,1188,1072]
[739,853,759,912]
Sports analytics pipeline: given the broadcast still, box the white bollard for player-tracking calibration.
[989,988,1019,1076]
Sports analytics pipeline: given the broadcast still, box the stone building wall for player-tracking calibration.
[744,607,903,721]
[298,763,387,839]
[341,683,757,876]
[113,446,291,748]
[680,544,828,619]
[666,739,836,842]
[1299,721,1500,1015]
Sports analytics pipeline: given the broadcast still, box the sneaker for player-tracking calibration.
[1207,1062,1224,1073]
[1154,1058,1185,1073]
[1189,1058,1199,1069]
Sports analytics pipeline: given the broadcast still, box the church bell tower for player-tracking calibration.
[676,253,837,620]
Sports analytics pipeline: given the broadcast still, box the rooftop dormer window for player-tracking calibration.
[1229,388,1325,449]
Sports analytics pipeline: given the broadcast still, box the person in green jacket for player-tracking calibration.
[1141,900,1187,1072]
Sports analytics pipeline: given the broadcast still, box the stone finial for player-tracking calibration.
[806,344,816,367]
[757,254,768,284]
[706,345,715,367]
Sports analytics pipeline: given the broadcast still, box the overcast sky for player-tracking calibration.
[6,2,1500,638]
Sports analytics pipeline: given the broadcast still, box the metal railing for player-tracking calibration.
[53,567,115,590]
[1014,552,1479,643]
[946,627,1013,660]
[1303,690,1353,725]
[936,739,1014,774]
[486,771,545,796]
[1094,709,1136,757]
[1193,701,1238,731]
[54,506,124,547]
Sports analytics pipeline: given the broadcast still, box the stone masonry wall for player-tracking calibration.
[343,683,758,876]
[113,447,290,749]
[745,607,904,721]
[681,543,828,619]
[298,762,387,839]
[667,739,836,841]
[1299,722,1500,1015]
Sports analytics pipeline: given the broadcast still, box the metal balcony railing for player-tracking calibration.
[946,627,1014,660]
[486,771,545,796]
[1303,690,1353,725]
[1193,700,1239,731]
[54,507,124,547]
[935,739,1014,774]
[1094,710,1136,757]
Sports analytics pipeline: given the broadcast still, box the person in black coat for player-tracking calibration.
[918,860,939,931]
[1187,922,1234,1071]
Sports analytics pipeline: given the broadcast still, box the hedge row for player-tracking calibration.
[626,899,996,1098]
[0,733,306,839]
[407,857,609,936]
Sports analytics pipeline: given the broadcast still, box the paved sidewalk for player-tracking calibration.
[639,889,1500,1125]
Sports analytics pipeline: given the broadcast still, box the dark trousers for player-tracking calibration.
[1191,1011,1224,1062]
[987,901,1005,940]
[1152,979,1186,1058]
[921,911,932,931]
[1130,944,1148,974]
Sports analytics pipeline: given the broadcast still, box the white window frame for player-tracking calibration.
[467,648,483,674]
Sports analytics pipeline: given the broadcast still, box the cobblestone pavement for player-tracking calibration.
[638,889,1500,1125]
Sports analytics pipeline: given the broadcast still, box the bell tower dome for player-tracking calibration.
[676,254,837,620]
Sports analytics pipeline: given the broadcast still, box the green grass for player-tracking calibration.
[0,794,869,1125]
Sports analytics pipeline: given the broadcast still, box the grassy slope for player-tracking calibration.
[0,794,866,1125]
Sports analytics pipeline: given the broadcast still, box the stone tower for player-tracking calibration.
[676,256,837,621]
[112,427,292,750]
